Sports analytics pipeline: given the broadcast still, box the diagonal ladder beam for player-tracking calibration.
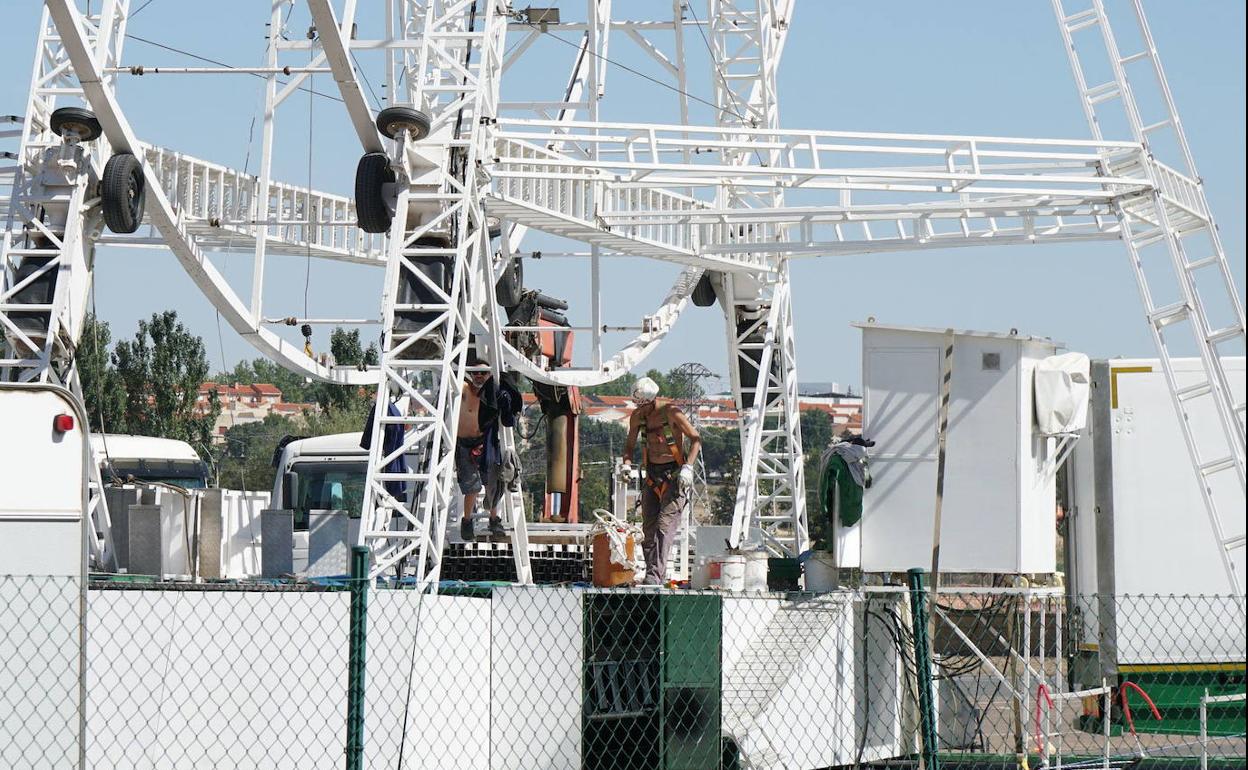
[1053,0,1246,596]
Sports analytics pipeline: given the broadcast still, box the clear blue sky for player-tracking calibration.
[2,1,1243,391]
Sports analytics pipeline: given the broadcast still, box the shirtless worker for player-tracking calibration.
[457,360,507,541]
[621,376,702,585]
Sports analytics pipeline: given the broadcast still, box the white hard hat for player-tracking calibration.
[631,376,659,404]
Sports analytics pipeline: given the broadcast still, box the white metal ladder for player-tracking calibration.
[1053,0,1247,594]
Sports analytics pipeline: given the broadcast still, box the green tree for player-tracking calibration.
[113,310,219,447]
[304,396,370,436]
[799,409,834,454]
[579,366,706,400]
[581,372,637,398]
[698,426,740,476]
[215,357,315,404]
[215,413,299,492]
[314,327,378,413]
[710,456,740,526]
[74,313,125,433]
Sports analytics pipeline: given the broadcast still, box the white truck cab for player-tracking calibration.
[271,432,369,572]
[90,433,210,489]
[271,432,369,531]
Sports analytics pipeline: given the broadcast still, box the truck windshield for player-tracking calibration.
[290,461,368,530]
[101,459,209,489]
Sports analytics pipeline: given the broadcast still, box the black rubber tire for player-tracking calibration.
[375,106,431,141]
[50,106,102,142]
[101,153,146,234]
[691,272,717,307]
[354,152,395,233]
[495,256,524,308]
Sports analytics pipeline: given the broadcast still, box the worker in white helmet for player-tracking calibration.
[621,375,701,585]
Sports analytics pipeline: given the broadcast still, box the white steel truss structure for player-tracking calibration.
[7,0,1242,591]
[711,0,808,556]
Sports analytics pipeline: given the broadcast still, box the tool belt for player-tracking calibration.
[644,462,680,500]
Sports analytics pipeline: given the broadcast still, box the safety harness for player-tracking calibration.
[641,404,686,500]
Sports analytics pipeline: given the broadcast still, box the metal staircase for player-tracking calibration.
[1053,0,1246,594]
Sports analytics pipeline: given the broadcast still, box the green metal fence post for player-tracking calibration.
[346,545,370,770]
[907,568,940,770]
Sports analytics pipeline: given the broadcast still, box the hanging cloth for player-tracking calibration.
[360,401,408,501]
[818,441,869,530]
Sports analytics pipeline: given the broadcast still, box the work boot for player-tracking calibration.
[488,516,506,538]
[460,517,475,542]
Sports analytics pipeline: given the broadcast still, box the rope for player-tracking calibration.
[303,48,314,321]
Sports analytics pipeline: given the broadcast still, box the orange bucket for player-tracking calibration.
[591,532,636,587]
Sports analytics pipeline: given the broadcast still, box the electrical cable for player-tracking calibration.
[350,49,383,111]
[394,591,426,769]
[522,20,750,124]
[130,0,160,18]
[215,108,258,495]
[86,285,125,499]
[683,0,750,122]
[680,3,768,169]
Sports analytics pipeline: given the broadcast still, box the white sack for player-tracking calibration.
[1034,352,1091,435]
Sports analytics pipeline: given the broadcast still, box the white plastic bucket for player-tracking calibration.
[803,551,838,593]
[710,554,746,591]
[691,556,712,590]
[743,550,769,592]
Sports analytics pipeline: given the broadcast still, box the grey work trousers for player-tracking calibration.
[640,462,687,584]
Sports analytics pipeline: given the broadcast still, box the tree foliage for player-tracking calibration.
[76,311,219,451]
[579,367,706,401]
[214,413,297,492]
[315,328,378,412]
[214,326,378,415]
[216,357,314,404]
[75,313,125,433]
[112,311,219,448]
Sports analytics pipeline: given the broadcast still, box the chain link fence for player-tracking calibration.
[2,575,1244,769]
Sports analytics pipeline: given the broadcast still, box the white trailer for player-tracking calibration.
[0,383,89,576]
[0,383,88,767]
[1068,357,1246,670]
[850,323,1073,575]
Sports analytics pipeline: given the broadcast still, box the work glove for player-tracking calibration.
[619,461,632,479]
[678,464,694,488]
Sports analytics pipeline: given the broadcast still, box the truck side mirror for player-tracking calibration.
[283,471,298,510]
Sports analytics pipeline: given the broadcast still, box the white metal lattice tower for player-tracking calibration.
[711,0,809,557]
[1,2,132,570]
[6,0,1242,593]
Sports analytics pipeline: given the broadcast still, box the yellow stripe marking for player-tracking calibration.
[1110,366,1153,409]
[1119,662,1245,673]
